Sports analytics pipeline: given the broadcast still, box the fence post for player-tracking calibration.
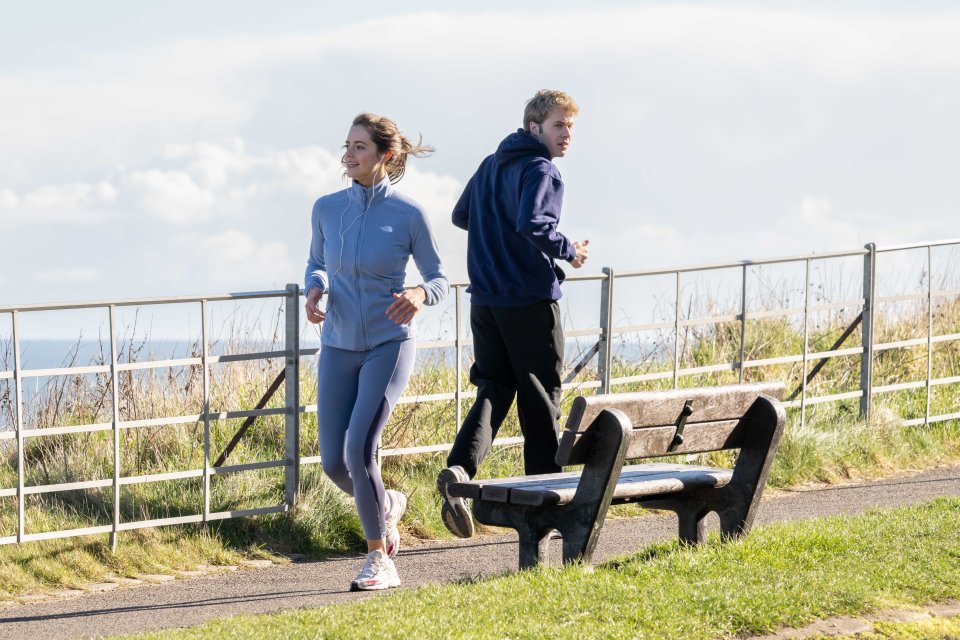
[201,300,211,522]
[925,244,933,425]
[11,312,25,543]
[739,264,747,383]
[454,286,463,430]
[673,272,681,389]
[284,284,301,509]
[108,306,121,551]
[860,243,876,421]
[800,259,811,430]
[598,268,615,394]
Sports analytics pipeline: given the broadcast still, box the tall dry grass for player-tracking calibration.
[0,285,959,595]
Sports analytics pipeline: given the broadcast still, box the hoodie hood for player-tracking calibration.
[494,129,551,165]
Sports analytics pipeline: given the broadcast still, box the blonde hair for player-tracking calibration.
[346,113,434,184]
[523,90,579,129]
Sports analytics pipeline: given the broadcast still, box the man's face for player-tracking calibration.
[531,107,574,159]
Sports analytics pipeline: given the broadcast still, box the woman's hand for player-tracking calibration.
[305,288,326,324]
[386,286,426,325]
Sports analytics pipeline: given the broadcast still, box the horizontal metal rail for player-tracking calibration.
[2,504,289,545]
[2,237,959,547]
[0,289,290,314]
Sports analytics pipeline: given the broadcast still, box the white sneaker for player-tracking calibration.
[350,549,401,591]
[385,489,407,559]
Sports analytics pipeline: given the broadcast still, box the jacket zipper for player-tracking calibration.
[357,190,372,350]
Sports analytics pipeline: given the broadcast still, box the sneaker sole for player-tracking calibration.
[350,577,401,591]
[437,469,475,538]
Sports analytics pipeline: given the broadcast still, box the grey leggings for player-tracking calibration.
[316,339,416,541]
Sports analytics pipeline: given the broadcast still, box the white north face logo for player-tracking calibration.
[380,225,393,233]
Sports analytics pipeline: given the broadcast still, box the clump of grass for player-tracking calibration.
[0,525,256,597]
[770,403,960,487]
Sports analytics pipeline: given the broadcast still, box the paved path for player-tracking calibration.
[1,465,958,639]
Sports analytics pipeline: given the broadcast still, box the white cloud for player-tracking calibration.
[138,9,960,79]
[791,196,863,249]
[22,181,117,209]
[163,138,254,190]
[0,181,117,224]
[0,189,19,208]
[34,268,100,284]
[6,7,960,161]
[199,229,295,284]
[125,169,216,225]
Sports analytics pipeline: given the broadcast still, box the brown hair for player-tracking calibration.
[346,113,434,184]
[522,90,579,129]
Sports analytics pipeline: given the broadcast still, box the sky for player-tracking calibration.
[2,1,959,319]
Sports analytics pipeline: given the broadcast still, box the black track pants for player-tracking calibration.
[447,301,563,478]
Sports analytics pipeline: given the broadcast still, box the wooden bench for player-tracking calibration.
[448,382,786,569]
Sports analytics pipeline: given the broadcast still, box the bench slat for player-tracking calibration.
[447,470,584,501]
[450,463,732,507]
[564,382,783,434]
[510,465,733,506]
[448,463,687,501]
[558,418,745,466]
[453,463,682,501]
[511,465,732,506]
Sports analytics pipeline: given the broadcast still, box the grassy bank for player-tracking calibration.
[117,497,960,640]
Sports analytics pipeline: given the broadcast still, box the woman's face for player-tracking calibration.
[343,125,385,187]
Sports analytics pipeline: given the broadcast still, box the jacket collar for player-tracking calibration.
[350,176,393,209]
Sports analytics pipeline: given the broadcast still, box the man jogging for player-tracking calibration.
[438,90,589,538]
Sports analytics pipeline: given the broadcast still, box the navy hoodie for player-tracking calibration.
[452,129,576,307]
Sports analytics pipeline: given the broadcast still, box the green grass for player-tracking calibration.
[3,296,960,599]
[118,497,960,640]
[0,524,269,595]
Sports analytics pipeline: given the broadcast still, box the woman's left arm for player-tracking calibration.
[385,209,449,325]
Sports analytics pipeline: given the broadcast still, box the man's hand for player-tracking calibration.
[386,286,426,325]
[305,288,326,324]
[570,239,590,268]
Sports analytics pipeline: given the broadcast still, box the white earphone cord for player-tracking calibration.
[330,155,387,287]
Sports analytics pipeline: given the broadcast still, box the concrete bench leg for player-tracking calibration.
[471,409,632,571]
[677,506,709,544]
[472,502,554,569]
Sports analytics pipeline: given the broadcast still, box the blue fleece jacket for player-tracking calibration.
[304,178,449,351]
[452,129,576,307]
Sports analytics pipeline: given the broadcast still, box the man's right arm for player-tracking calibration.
[515,163,576,261]
[451,174,475,230]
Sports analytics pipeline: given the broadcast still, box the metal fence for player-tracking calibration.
[1,238,958,546]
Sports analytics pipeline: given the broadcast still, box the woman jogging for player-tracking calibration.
[304,113,448,591]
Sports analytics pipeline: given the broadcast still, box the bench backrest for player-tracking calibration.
[557,382,784,466]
